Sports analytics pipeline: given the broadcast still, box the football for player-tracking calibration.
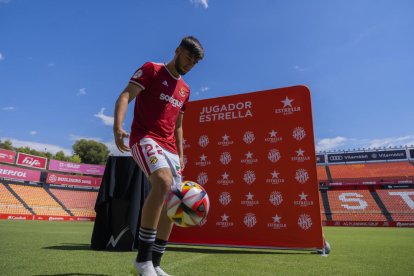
[165,181,210,227]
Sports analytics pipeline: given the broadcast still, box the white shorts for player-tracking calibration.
[131,137,182,187]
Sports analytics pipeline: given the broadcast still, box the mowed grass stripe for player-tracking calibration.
[0,220,413,275]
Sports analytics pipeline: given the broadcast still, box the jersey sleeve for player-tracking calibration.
[180,91,190,113]
[129,62,154,90]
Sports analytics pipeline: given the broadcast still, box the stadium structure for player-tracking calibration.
[0,146,413,227]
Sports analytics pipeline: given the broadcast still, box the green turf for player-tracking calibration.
[0,220,413,275]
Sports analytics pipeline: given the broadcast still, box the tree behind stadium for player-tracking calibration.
[72,139,110,165]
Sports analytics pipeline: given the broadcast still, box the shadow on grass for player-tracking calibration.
[42,243,134,253]
[42,243,320,256]
[34,274,110,276]
[167,245,314,255]
[42,243,91,251]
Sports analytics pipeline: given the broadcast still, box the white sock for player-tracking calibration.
[134,260,157,276]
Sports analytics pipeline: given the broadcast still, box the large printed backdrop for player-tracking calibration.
[169,86,324,249]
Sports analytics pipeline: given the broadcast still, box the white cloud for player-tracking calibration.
[190,0,208,8]
[77,88,86,96]
[367,135,414,149]
[2,106,15,111]
[0,52,4,60]
[316,136,348,152]
[195,86,210,96]
[69,134,102,142]
[29,131,37,136]
[201,86,210,92]
[94,108,114,126]
[0,137,72,155]
[316,135,414,152]
[293,65,306,72]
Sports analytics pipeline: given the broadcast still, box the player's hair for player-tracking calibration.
[179,36,204,60]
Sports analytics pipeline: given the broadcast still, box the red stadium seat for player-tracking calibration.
[329,161,414,182]
[50,189,97,217]
[0,183,31,215]
[9,184,69,216]
[327,190,386,221]
[376,189,414,221]
[316,165,328,182]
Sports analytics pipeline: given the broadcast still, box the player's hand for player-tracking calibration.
[114,128,130,153]
[179,156,185,171]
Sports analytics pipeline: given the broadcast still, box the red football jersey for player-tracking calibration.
[129,62,190,153]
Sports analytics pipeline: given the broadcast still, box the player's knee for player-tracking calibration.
[157,179,172,196]
[150,171,173,196]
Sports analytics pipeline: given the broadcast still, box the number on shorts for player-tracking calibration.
[144,144,163,157]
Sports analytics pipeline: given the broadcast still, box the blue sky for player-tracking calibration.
[0,0,413,155]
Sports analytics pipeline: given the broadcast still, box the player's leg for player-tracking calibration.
[141,168,173,229]
[151,148,181,276]
[131,139,174,276]
[152,206,173,276]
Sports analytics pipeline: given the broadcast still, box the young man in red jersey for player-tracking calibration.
[113,36,204,276]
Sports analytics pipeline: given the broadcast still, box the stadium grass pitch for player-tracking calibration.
[0,220,413,275]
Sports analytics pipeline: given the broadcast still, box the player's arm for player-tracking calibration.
[175,113,185,170]
[113,83,142,152]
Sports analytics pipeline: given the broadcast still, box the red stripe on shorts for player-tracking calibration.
[132,144,150,177]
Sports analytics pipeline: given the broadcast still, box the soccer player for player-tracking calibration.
[113,36,204,276]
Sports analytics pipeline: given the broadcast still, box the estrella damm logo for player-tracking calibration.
[150,156,158,164]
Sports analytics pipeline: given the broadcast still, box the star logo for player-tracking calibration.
[271,171,279,179]
[299,192,308,200]
[222,172,229,180]
[272,215,281,223]
[296,148,305,156]
[245,151,253,159]
[222,134,230,142]
[246,192,254,200]
[200,154,207,161]
[221,213,229,222]
[269,130,277,137]
[281,96,294,107]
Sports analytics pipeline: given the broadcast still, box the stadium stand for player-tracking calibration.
[328,161,414,183]
[0,183,31,215]
[376,189,414,221]
[327,190,387,221]
[9,183,69,216]
[50,188,97,217]
[316,165,329,182]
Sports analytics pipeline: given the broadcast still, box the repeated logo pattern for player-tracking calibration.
[243,131,255,144]
[243,170,256,185]
[187,99,316,231]
[268,149,281,163]
[175,90,321,248]
[220,152,232,165]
